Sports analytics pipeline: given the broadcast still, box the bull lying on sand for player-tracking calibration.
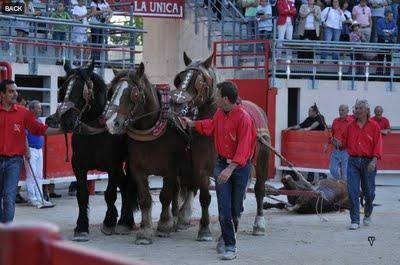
[264,175,350,214]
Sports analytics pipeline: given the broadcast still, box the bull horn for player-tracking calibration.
[202,53,214,69]
[183,52,192,66]
[64,60,72,75]
[136,62,145,78]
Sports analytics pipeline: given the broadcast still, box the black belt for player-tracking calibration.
[350,156,372,159]
[218,155,233,164]
[29,146,42,150]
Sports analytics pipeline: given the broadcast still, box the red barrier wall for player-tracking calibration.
[281,131,400,171]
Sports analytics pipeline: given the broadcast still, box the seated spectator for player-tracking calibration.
[340,0,353,41]
[256,0,273,40]
[298,0,322,42]
[321,0,345,60]
[72,0,90,66]
[50,3,71,65]
[376,10,397,74]
[352,0,372,41]
[285,104,326,181]
[369,0,388,42]
[371,105,391,135]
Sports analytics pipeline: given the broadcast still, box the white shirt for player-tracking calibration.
[90,1,111,23]
[321,7,346,30]
[305,7,315,30]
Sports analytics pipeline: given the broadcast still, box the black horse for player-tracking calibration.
[46,61,137,241]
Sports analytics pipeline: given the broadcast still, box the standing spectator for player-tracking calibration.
[204,0,222,20]
[15,0,38,64]
[298,0,322,41]
[256,0,273,40]
[242,0,260,40]
[350,21,368,73]
[25,101,55,208]
[277,0,297,58]
[371,105,391,135]
[0,80,62,223]
[72,0,89,66]
[321,0,345,60]
[340,0,353,41]
[338,100,382,230]
[50,3,71,65]
[329,105,353,181]
[90,0,113,64]
[183,81,256,261]
[15,95,28,204]
[352,0,372,41]
[376,10,397,74]
[369,0,388,42]
[391,0,400,26]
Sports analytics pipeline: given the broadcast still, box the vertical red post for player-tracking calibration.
[88,180,96,195]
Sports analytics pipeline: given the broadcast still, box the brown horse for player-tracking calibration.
[173,52,271,236]
[106,64,194,244]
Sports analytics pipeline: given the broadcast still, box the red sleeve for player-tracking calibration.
[194,119,214,137]
[373,124,383,159]
[277,0,289,15]
[290,4,297,16]
[338,124,349,149]
[232,115,256,167]
[384,118,391,130]
[24,111,48,136]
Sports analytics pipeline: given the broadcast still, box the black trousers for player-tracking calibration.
[299,30,318,59]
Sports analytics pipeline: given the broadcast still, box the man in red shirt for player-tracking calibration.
[339,100,382,230]
[184,81,256,260]
[0,80,62,223]
[372,105,391,135]
[329,105,353,180]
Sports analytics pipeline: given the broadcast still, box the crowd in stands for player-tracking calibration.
[0,0,113,65]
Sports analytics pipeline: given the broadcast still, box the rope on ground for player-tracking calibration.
[315,196,328,222]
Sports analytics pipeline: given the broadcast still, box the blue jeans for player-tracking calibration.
[214,158,251,252]
[347,156,376,225]
[0,156,23,223]
[321,27,341,60]
[329,149,349,181]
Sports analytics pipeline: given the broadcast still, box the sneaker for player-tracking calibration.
[363,217,371,226]
[349,223,360,230]
[28,200,42,208]
[221,250,237,260]
[216,236,225,254]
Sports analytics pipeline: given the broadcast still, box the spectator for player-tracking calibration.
[369,0,388,42]
[338,100,382,230]
[352,0,372,41]
[15,95,28,204]
[72,0,89,66]
[0,80,62,223]
[50,3,71,65]
[285,104,326,181]
[329,105,353,181]
[371,105,391,135]
[321,0,345,60]
[376,10,397,74]
[90,0,112,64]
[340,0,353,41]
[277,0,297,58]
[350,21,368,74]
[391,0,400,26]
[242,0,260,41]
[256,0,273,40]
[25,101,55,208]
[298,0,322,41]
[15,0,39,64]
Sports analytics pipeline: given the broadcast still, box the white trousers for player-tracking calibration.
[277,21,293,59]
[25,147,44,203]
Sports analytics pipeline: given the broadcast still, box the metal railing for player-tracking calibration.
[0,14,145,74]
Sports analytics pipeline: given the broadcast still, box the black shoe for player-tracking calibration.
[50,192,62,198]
[15,193,27,204]
[43,192,50,202]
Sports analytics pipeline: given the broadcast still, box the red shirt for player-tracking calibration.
[277,0,297,26]
[332,115,354,139]
[371,116,391,130]
[340,119,383,159]
[0,104,48,157]
[194,105,257,167]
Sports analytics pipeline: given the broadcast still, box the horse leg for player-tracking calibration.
[101,170,119,235]
[253,145,269,236]
[73,168,90,241]
[263,202,286,210]
[177,188,195,230]
[171,176,180,230]
[116,168,136,235]
[156,175,175,237]
[197,176,212,242]
[135,173,153,245]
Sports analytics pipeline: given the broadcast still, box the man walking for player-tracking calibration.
[0,80,62,223]
[338,100,382,230]
[183,81,256,260]
[329,104,353,180]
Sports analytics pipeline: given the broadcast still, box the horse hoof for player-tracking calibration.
[252,216,266,236]
[176,222,191,231]
[135,238,153,245]
[156,230,171,238]
[197,228,213,241]
[196,235,213,242]
[101,224,116,235]
[115,225,132,235]
[73,232,89,242]
[252,227,265,236]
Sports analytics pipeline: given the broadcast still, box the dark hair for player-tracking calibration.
[16,94,25,103]
[310,103,320,114]
[0,79,15,94]
[217,81,238,104]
